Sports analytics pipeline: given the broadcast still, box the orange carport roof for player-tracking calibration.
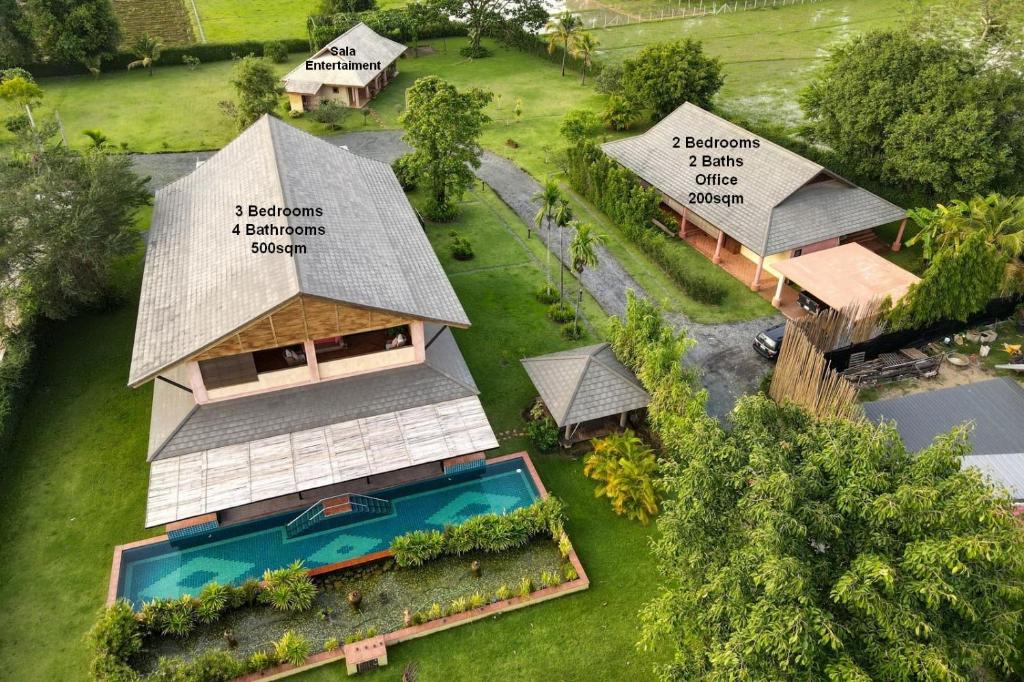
[773,243,920,312]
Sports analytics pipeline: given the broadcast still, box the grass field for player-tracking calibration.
[0,186,670,681]
[195,0,318,42]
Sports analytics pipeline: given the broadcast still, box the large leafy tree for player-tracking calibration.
[640,394,1024,681]
[399,75,492,220]
[27,0,120,71]
[801,31,1024,197]
[434,0,547,57]
[226,56,282,129]
[620,40,724,120]
[0,0,35,68]
[0,132,150,320]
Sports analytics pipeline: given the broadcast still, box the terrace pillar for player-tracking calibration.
[712,231,725,264]
[410,321,426,363]
[186,361,209,404]
[304,340,320,382]
[751,256,765,291]
[891,217,908,251]
[772,276,786,308]
[678,206,689,239]
[619,411,628,427]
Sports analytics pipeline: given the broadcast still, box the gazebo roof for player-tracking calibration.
[520,343,650,427]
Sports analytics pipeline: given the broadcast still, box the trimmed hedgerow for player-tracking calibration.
[390,497,566,568]
[566,141,727,305]
[0,326,36,455]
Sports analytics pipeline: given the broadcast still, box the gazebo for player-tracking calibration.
[521,343,650,444]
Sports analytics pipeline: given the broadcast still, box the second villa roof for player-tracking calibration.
[129,115,469,386]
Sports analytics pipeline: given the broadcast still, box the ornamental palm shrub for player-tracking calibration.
[260,561,317,612]
[162,595,199,637]
[247,650,276,673]
[197,582,230,623]
[274,630,312,667]
[88,600,143,680]
[584,429,660,524]
[391,529,445,567]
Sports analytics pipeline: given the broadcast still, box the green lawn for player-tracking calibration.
[0,187,669,680]
[591,0,933,129]
[194,0,317,42]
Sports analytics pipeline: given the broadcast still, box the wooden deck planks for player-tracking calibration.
[145,397,496,527]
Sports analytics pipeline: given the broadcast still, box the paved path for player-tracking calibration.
[133,130,779,417]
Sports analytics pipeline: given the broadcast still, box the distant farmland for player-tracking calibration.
[112,0,196,47]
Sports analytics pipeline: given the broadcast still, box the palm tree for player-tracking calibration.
[569,222,607,329]
[127,34,162,76]
[570,32,599,85]
[82,129,110,149]
[553,198,574,301]
[583,430,659,524]
[545,12,582,77]
[532,180,561,288]
[907,193,1024,293]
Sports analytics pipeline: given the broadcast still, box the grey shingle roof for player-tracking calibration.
[283,22,406,90]
[520,343,650,427]
[130,116,468,386]
[601,103,905,257]
[864,378,1024,500]
[149,327,478,460]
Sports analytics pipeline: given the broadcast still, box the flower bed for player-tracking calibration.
[89,497,589,681]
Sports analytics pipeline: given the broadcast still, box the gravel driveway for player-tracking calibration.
[133,130,779,418]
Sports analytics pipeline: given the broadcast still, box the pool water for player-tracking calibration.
[119,457,538,605]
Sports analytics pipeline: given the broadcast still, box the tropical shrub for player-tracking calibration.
[274,630,312,667]
[561,321,584,340]
[495,584,512,601]
[391,154,418,191]
[469,591,487,608]
[390,497,567,566]
[559,109,600,143]
[447,596,469,615]
[602,94,635,131]
[535,284,559,304]
[262,41,288,63]
[527,414,559,453]
[187,650,245,680]
[87,600,143,680]
[547,301,575,323]
[391,529,445,567]
[518,576,533,598]
[540,570,562,588]
[584,429,660,524]
[324,637,340,652]
[260,561,317,612]
[308,99,347,130]
[181,55,201,70]
[449,234,474,260]
[562,562,578,581]
[162,596,199,637]
[196,582,230,623]
[565,142,726,304]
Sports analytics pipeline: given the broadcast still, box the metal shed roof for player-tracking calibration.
[864,378,1024,500]
[601,103,905,256]
[772,243,920,312]
[520,343,650,427]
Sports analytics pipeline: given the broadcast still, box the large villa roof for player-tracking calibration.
[144,325,496,527]
[130,115,468,386]
[282,22,406,91]
[864,379,1024,501]
[602,103,905,257]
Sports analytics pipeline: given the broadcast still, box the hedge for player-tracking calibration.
[23,38,310,78]
[308,10,466,49]
[566,141,727,305]
[0,325,37,455]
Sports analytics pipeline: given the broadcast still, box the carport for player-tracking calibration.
[771,243,919,315]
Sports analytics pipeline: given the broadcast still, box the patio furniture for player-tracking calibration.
[995,364,1024,373]
[314,335,346,352]
[385,333,407,351]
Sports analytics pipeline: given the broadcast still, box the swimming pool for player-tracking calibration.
[117,457,539,605]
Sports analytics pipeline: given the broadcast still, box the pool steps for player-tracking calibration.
[285,494,392,538]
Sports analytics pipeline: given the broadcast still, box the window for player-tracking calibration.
[199,354,257,389]
[792,248,803,257]
[251,343,306,374]
[332,86,340,94]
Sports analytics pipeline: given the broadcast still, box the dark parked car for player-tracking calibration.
[753,323,786,360]
[797,290,829,315]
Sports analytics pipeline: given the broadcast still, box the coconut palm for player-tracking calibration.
[553,198,574,301]
[570,32,599,85]
[127,34,162,76]
[545,12,582,77]
[583,429,659,524]
[568,222,607,329]
[532,179,561,288]
[907,193,1024,293]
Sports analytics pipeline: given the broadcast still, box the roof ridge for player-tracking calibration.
[264,116,302,295]
[557,354,592,425]
[423,329,479,395]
